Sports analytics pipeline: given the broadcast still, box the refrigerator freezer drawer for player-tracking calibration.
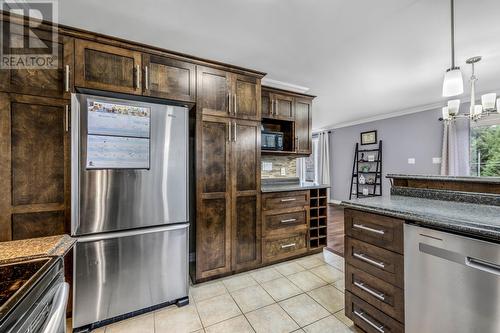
[73,224,189,329]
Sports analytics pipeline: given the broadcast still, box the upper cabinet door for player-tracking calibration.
[0,25,74,99]
[197,66,231,117]
[271,93,294,121]
[295,97,312,155]
[143,54,195,102]
[231,119,261,270]
[74,40,142,95]
[233,75,260,121]
[261,89,272,119]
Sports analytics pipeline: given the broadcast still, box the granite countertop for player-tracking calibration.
[261,177,329,193]
[387,174,500,184]
[342,195,500,242]
[0,234,76,265]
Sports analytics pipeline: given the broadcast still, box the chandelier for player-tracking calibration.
[440,0,499,122]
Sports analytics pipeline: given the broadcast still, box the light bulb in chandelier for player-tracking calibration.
[481,93,497,111]
[443,68,464,97]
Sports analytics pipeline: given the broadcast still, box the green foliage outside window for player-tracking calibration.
[470,124,500,176]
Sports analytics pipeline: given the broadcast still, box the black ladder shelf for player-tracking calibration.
[349,140,383,200]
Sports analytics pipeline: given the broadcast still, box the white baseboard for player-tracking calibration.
[329,199,342,205]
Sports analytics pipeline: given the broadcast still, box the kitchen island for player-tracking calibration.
[341,174,500,333]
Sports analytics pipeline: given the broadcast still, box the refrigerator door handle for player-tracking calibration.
[77,224,189,243]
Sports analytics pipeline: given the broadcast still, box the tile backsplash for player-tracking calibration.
[261,156,297,178]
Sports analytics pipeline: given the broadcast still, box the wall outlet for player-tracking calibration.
[408,158,416,165]
[262,162,272,171]
[280,167,286,176]
[432,157,442,164]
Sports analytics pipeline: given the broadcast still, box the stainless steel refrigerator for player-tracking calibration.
[70,93,189,329]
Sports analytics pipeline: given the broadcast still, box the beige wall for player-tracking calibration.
[261,156,298,178]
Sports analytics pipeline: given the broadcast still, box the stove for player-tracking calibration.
[0,257,68,333]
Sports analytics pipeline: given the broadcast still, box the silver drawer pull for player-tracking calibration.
[353,223,385,235]
[354,281,385,301]
[280,198,296,202]
[354,310,385,333]
[281,243,296,249]
[281,219,297,223]
[353,252,385,268]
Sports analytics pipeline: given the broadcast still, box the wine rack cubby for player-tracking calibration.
[309,187,328,250]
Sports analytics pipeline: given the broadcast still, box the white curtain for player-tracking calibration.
[440,119,470,176]
[317,131,331,187]
[297,131,330,185]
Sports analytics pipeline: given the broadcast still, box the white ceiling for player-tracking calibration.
[60,0,500,130]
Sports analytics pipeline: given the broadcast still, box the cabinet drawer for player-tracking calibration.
[262,191,309,211]
[345,237,403,288]
[263,209,307,235]
[346,264,404,323]
[345,209,403,254]
[345,291,404,333]
[263,233,307,263]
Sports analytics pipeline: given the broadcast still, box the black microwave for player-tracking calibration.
[262,131,284,150]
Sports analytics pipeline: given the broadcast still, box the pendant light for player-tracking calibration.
[442,0,464,97]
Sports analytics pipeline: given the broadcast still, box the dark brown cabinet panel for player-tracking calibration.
[262,232,308,263]
[0,94,70,241]
[143,54,195,102]
[196,116,262,279]
[271,93,294,120]
[196,116,232,279]
[197,66,231,117]
[0,26,74,99]
[197,66,261,121]
[233,75,260,121]
[75,39,142,95]
[261,89,272,118]
[345,291,404,333]
[346,264,404,323]
[231,120,261,270]
[294,97,312,155]
[345,209,404,254]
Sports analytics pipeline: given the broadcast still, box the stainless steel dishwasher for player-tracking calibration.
[405,223,500,333]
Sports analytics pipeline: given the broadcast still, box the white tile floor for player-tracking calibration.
[68,251,359,333]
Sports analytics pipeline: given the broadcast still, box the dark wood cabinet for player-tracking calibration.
[233,75,261,121]
[75,39,142,95]
[345,209,405,330]
[294,97,312,155]
[196,115,232,279]
[261,87,314,156]
[197,66,231,117]
[231,120,261,270]
[0,93,70,241]
[261,191,310,264]
[261,89,272,118]
[143,54,195,102]
[0,27,74,99]
[197,66,261,121]
[195,115,262,279]
[271,93,294,120]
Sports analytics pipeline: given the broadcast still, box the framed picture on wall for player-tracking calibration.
[360,130,377,145]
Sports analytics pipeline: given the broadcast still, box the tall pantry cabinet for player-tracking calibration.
[195,66,263,281]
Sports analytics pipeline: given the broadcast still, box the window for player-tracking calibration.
[470,114,500,176]
[305,135,319,182]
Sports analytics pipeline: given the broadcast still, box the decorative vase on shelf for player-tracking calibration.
[359,174,366,185]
